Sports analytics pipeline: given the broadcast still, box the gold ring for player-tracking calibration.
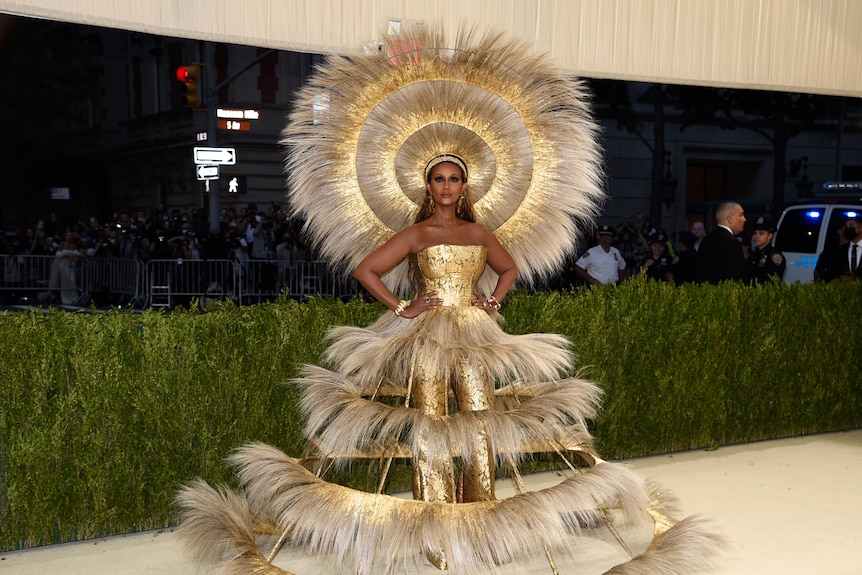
[424,297,430,303]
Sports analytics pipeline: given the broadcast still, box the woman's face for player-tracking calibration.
[425,162,466,207]
[650,242,665,258]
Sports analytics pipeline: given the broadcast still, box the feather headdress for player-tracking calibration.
[282,23,604,294]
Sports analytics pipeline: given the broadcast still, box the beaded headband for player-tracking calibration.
[424,154,469,181]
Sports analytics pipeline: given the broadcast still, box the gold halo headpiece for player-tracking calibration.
[282,24,605,294]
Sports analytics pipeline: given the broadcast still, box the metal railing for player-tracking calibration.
[0,254,358,309]
[1,254,88,306]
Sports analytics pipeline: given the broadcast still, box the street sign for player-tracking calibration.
[218,120,251,131]
[193,146,236,165]
[196,164,220,181]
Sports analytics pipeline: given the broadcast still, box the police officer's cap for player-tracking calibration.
[753,217,775,233]
[597,225,616,236]
[648,231,667,245]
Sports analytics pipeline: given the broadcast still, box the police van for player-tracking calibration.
[773,183,862,283]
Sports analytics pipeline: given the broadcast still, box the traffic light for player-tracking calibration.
[176,64,202,108]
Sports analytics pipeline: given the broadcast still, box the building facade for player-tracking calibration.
[3,16,861,239]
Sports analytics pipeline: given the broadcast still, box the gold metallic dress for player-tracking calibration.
[177,244,723,575]
[320,245,575,502]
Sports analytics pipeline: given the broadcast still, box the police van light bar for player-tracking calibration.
[823,182,862,191]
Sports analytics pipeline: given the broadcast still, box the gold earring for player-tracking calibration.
[428,195,435,211]
[456,195,465,212]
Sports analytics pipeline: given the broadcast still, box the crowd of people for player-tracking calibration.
[0,202,312,266]
[568,202,861,286]
[4,201,859,303]
[0,203,324,306]
[564,204,793,287]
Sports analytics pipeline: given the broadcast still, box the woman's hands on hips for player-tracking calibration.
[471,289,496,315]
[400,290,441,319]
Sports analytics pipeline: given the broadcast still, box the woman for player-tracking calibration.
[319,154,574,506]
[178,25,722,574]
[352,154,517,505]
[274,153,600,570]
[44,230,83,305]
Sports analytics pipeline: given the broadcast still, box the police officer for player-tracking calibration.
[746,217,786,284]
[574,225,626,285]
[640,230,673,282]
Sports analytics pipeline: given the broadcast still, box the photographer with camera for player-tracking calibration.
[249,212,275,260]
[225,224,249,266]
[94,225,120,259]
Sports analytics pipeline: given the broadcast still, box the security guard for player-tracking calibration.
[746,217,786,284]
[640,230,673,282]
[574,225,626,285]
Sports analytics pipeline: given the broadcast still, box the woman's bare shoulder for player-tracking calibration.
[381,224,427,253]
[465,222,495,243]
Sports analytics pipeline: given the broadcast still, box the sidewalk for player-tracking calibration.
[2,430,861,574]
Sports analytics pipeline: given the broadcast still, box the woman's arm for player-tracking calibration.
[354,227,439,318]
[476,229,517,312]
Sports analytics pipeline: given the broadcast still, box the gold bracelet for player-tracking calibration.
[486,296,501,311]
[393,300,409,316]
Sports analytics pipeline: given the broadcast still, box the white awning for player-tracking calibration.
[1,0,860,96]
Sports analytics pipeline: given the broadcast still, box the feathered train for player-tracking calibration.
[177,444,722,575]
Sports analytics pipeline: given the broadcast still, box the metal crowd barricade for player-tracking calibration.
[0,254,144,307]
[239,259,360,303]
[1,254,360,309]
[144,259,239,309]
[240,259,281,305]
[103,258,146,308]
[0,253,87,305]
[1,254,51,302]
[281,260,360,300]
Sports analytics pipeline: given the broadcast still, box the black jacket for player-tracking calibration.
[696,227,745,284]
[746,245,786,284]
[814,242,862,281]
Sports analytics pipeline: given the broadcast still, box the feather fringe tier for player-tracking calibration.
[176,443,723,575]
[322,306,573,390]
[298,364,600,468]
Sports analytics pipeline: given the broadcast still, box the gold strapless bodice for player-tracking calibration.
[413,244,487,307]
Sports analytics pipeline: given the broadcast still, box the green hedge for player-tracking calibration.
[503,279,862,455]
[0,280,860,550]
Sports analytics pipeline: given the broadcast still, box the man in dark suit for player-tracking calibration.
[696,201,747,284]
[814,217,862,281]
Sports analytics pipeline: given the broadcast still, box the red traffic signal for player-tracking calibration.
[176,64,202,108]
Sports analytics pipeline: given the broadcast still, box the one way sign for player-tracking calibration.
[196,164,220,180]
[193,147,236,165]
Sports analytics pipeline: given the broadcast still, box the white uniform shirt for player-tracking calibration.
[575,245,625,284]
